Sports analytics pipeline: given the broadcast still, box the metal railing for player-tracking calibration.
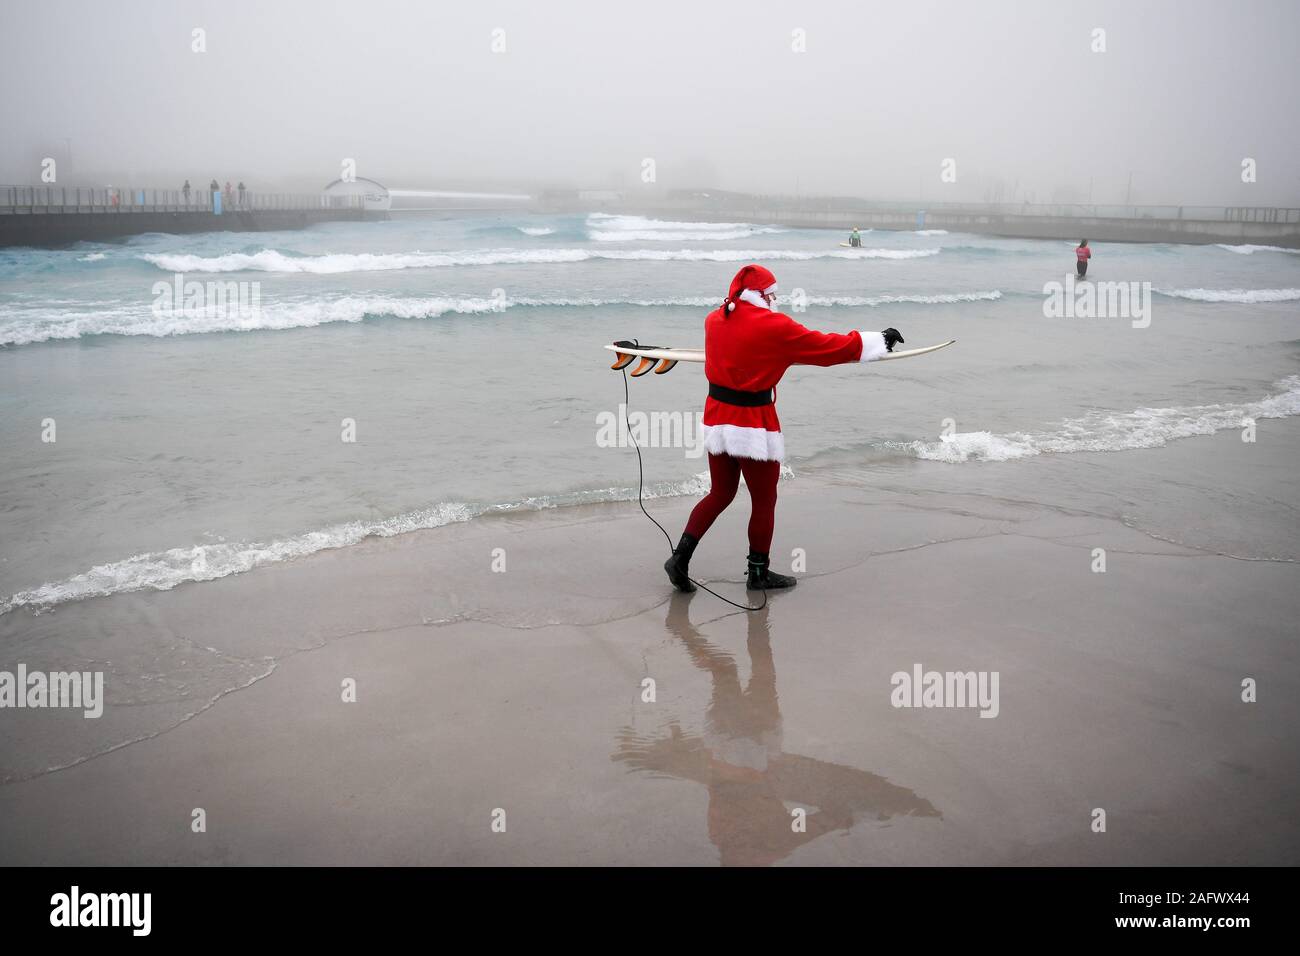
[0,185,366,213]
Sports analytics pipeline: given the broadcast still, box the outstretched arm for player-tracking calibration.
[776,315,901,366]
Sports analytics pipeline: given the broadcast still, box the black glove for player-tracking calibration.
[881,328,904,352]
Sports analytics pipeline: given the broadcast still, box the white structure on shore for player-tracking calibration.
[323,177,391,211]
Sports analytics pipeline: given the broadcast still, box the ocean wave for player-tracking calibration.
[517,226,555,236]
[0,289,998,345]
[1155,288,1300,303]
[0,295,508,346]
[9,379,1298,608]
[914,229,949,236]
[0,474,715,615]
[591,227,786,241]
[801,290,1000,307]
[586,213,786,242]
[911,375,1300,463]
[589,213,756,230]
[77,252,107,262]
[1215,244,1300,255]
[139,246,940,273]
[0,502,479,616]
[140,248,584,273]
[934,244,1044,257]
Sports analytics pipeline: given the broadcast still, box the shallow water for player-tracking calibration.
[1,212,1298,608]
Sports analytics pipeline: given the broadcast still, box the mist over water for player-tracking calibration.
[2,0,1299,206]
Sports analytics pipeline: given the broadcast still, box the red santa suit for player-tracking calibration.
[700,264,889,462]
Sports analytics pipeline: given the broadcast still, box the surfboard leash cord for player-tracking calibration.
[620,366,767,612]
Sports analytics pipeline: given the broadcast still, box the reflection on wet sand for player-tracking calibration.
[614,596,940,866]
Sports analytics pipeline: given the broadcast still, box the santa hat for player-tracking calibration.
[721,264,778,313]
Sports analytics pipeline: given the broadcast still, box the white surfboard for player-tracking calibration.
[606,339,955,375]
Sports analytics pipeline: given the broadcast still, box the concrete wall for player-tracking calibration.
[0,208,377,249]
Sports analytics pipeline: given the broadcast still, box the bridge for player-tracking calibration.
[0,183,385,248]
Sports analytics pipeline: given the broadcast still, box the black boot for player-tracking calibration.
[746,551,797,590]
[664,533,699,592]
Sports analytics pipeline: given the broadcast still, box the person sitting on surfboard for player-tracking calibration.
[1076,239,1091,277]
[663,264,903,592]
[849,227,862,248]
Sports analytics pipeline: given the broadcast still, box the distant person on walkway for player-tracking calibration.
[209,179,219,209]
[848,227,862,248]
[224,181,234,205]
[1075,239,1091,277]
[182,180,191,204]
[237,182,246,207]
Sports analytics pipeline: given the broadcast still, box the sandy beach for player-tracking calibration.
[2,420,1296,867]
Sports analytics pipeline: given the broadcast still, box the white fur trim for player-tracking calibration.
[762,281,778,294]
[738,288,771,310]
[857,331,889,362]
[701,423,786,462]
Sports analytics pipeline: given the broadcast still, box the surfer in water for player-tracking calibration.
[849,227,862,247]
[1076,239,1091,277]
[664,264,903,592]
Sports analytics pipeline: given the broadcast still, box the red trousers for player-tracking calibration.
[685,453,781,554]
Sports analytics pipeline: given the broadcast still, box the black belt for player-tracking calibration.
[708,382,774,407]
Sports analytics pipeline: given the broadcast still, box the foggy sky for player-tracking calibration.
[3,0,1298,206]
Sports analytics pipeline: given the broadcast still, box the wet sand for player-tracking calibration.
[1,435,1298,866]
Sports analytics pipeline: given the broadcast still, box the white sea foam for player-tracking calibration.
[586,213,786,242]
[0,462,803,615]
[912,375,1300,463]
[589,213,755,230]
[0,474,716,615]
[0,289,999,345]
[514,290,999,309]
[591,227,785,241]
[1156,287,1300,303]
[0,503,480,616]
[9,379,1299,611]
[914,229,949,235]
[140,248,584,273]
[912,431,1038,463]
[517,226,555,236]
[139,246,939,274]
[76,252,107,261]
[801,290,1000,307]
[1215,244,1300,255]
[0,295,508,345]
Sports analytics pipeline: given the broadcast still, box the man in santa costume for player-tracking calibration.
[664,263,903,592]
